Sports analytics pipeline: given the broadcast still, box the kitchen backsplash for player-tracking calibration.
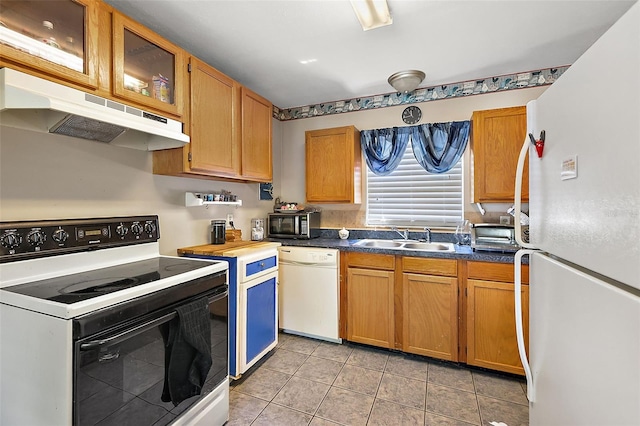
[319,208,516,231]
[317,228,457,243]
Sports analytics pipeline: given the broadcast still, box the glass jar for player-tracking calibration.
[211,220,226,245]
[455,220,471,245]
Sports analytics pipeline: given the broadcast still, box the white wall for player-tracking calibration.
[0,124,279,255]
[0,86,545,253]
[277,86,547,227]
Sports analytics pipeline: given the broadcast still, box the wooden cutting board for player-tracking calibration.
[177,241,279,257]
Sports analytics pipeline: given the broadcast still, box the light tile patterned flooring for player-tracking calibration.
[228,333,528,426]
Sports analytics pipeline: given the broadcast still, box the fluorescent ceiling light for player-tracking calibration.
[350,0,392,31]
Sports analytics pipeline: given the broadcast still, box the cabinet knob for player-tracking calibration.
[260,262,265,268]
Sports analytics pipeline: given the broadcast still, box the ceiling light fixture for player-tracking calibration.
[388,70,426,93]
[350,0,392,31]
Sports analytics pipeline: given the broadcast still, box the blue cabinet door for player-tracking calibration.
[245,275,277,363]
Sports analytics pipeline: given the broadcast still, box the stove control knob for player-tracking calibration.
[52,229,69,243]
[27,230,46,246]
[144,222,156,234]
[1,232,22,249]
[131,223,144,235]
[115,224,129,237]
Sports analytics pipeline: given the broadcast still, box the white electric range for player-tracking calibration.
[0,216,230,426]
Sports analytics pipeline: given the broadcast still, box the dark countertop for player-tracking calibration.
[267,237,528,264]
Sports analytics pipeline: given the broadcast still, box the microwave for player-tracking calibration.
[267,211,320,239]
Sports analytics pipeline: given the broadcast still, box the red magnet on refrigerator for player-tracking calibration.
[529,130,545,158]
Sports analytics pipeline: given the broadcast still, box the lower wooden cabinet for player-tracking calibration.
[346,266,395,348]
[403,273,458,360]
[341,254,529,374]
[466,261,529,375]
[402,257,458,361]
[343,253,458,360]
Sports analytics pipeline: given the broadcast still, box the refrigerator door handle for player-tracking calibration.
[515,248,536,402]
[515,134,536,249]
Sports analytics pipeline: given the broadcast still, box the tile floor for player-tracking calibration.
[228,333,528,426]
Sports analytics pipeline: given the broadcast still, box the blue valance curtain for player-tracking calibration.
[360,127,411,176]
[360,120,470,175]
[410,121,470,173]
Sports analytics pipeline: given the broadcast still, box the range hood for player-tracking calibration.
[0,68,189,151]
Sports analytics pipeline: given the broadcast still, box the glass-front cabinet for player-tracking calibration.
[0,0,99,88]
[112,12,185,118]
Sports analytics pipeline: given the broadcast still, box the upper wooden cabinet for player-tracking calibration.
[111,11,185,118]
[305,126,362,204]
[187,56,240,177]
[153,56,273,183]
[0,0,100,89]
[471,106,528,202]
[240,87,273,182]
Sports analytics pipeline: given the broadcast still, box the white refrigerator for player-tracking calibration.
[513,3,640,425]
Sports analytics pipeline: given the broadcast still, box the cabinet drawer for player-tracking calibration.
[246,256,277,276]
[346,252,395,270]
[238,248,278,282]
[467,261,529,284]
[402,257,457,277]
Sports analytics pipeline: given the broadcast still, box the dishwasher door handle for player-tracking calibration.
[281,260,319,266]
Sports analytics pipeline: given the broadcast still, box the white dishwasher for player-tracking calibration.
[278,246,340,343]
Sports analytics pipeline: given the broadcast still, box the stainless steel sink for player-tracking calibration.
[353,239,455,252]
[402,242,455,252]
[353,240,404,248]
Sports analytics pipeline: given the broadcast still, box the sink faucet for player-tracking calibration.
[423,227,431,243]
[391,227,409,240]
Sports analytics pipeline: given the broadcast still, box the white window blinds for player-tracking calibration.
[366,143,463,227]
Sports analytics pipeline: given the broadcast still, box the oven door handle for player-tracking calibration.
[80,291,227,351]
[80,311,176,351]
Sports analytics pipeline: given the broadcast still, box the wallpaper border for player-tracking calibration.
[272,66,569,121]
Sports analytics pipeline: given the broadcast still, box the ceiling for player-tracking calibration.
[103,0,636,109]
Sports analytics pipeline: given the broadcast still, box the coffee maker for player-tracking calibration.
[251,218,265,241]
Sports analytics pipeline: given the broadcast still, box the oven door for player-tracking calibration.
[73,288,228,426]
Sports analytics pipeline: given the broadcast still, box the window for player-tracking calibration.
[366,143,463,227]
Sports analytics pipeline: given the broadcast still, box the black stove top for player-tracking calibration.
[3,257,214,304]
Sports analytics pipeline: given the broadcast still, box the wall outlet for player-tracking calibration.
[500,216,511,225]
[226,214,234,224]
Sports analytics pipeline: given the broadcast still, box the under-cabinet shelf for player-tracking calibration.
[185,192,243,207]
